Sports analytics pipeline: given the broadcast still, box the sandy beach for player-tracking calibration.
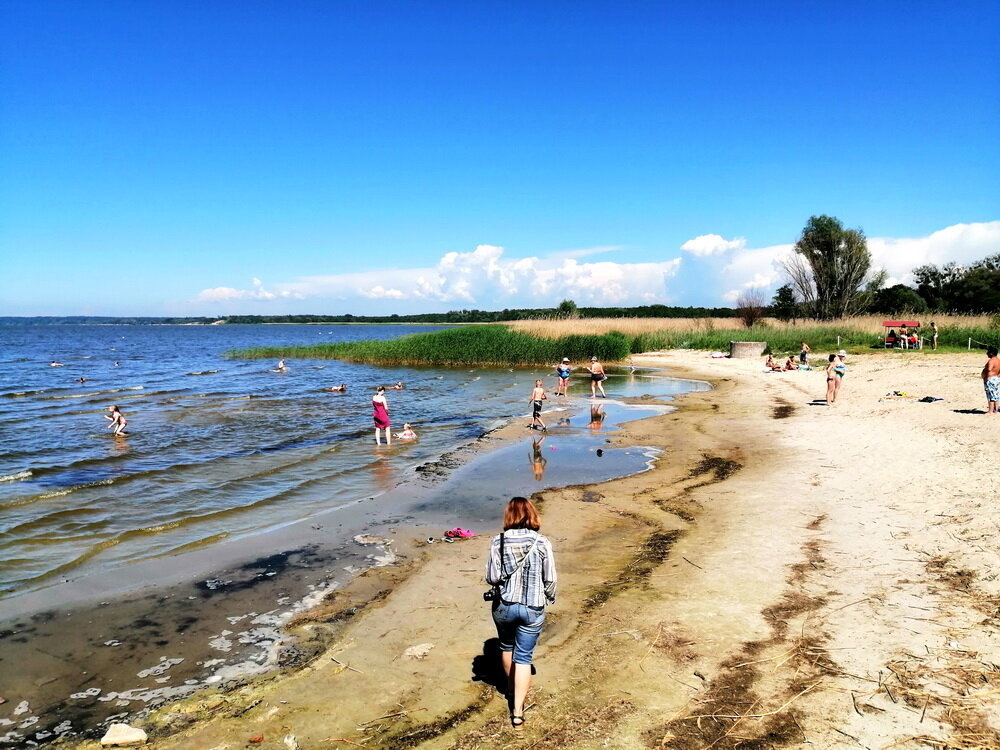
[51,351,1000,748]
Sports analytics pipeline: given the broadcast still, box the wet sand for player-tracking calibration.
[0,387,687,747]
[13,351,1000,749]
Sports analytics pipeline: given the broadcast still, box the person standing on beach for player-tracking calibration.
[982,346,1000,414]
[529,380,548,431]
[931,322,939,350]
[372,386,391,445]
[799,341,810,365]
[554,358,572,397]
[586,356,606,398]
[824,355,841,405]
[485,497,557,732]
[105,405,128,436]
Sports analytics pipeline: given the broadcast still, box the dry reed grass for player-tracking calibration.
[510,314,994,339]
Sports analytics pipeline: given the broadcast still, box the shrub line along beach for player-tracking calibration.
[59,345,1000,749]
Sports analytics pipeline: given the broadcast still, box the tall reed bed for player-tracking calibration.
[229,325,635,366]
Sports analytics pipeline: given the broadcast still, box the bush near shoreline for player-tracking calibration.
[228,319,1000,366]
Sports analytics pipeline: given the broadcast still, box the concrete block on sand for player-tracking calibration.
[100,723,147,746]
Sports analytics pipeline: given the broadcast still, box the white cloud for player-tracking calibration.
[680,234,747,256]
[361,285,406,300]
[702,221,999,304]
[192,245,683,310]
[868,221,1000,285]
[196,277,302,303]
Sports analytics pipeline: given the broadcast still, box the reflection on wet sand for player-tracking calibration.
[530,435,547,481]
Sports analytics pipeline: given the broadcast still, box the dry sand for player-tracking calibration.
[68,350,999,750]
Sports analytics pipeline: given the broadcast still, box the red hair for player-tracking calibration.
[503,497,540,531]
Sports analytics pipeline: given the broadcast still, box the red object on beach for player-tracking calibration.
[882,320,920,328]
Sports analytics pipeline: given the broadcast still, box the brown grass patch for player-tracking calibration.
[509,314,995,340]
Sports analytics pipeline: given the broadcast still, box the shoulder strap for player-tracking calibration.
[497,532,540,586]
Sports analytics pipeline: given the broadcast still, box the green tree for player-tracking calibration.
[783,215,884,319]
[871,284,928,314]
[770,284,798,322]
[557,299,579,318]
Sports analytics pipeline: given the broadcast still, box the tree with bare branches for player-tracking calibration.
[736,289,767,328]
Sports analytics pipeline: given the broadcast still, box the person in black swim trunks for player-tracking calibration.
[529,380,548,431]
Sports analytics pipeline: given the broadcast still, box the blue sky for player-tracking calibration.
[1,1,997,316]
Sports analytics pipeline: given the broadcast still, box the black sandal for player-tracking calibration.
[511,715,525,731]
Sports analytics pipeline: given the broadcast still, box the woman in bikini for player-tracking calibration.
[586,357,606,398]
[372,386,391,445]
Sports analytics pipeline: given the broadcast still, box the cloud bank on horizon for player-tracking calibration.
[195,221,999,313]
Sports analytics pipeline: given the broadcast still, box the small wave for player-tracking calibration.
[1,389,48,399]
[50,386,144,400]
[187,370,220,376]
[0,469,32,482]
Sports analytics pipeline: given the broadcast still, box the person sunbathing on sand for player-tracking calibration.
[765,355,782,371]
[783,356,799,371]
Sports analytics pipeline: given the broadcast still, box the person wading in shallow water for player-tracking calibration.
[372,386,391,445]
[485,497,557,732]
[586,356,606,398]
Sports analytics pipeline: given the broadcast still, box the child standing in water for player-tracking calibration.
[529,380,548,431]
[105,405,128,436]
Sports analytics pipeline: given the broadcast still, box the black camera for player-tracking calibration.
[483,588,498,601]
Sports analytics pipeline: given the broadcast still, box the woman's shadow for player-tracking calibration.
[471,638,537,696]
[471,638,507,695]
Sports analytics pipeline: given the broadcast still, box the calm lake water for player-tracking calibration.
[0,324,701,604]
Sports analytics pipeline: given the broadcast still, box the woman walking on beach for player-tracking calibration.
[372,386,391,445]
[485,497,557,731]
[587,356,606,398]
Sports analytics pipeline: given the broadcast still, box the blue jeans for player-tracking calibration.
[492,601,545,665]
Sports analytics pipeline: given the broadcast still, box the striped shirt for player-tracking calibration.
[485,528,557,608]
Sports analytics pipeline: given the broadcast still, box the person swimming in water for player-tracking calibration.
[105,405,128,436]
[391,381,404,390]
[395,423,417,440]
[276,359,287,371]
[326,384,347,392]
[50,361,64,367]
